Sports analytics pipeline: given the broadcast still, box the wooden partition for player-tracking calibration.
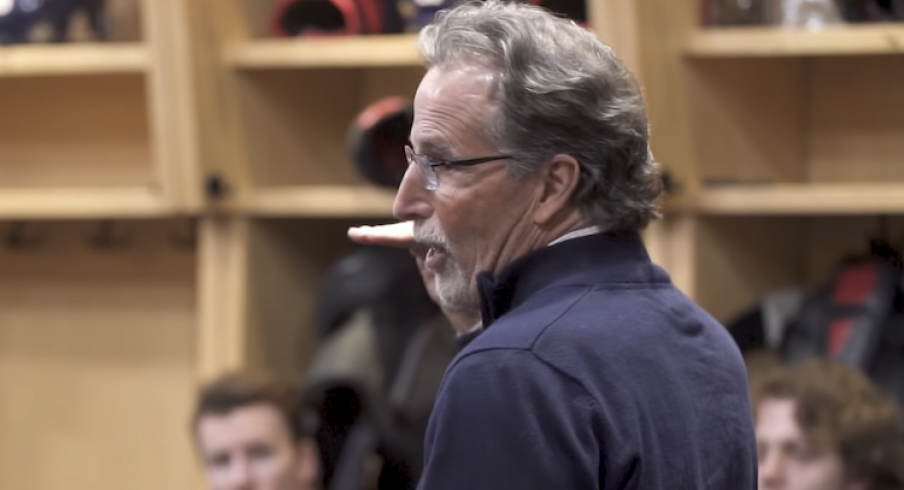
[0,1,206,489]
[0,220,202,490]
[0,74,151,188]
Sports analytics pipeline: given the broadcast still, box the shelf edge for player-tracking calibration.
[685,25,904,57]
[692,183,904,215]
[224,35,423,69]
[0,187,170,219]
[0,43,149,77]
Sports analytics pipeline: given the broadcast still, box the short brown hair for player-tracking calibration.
[192,370,307,442]
[752,358,904,490]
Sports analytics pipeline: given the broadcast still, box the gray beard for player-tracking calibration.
[434,257,480,313]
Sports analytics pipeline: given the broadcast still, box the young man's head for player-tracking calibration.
[753,359,904,490]
[192,371,319,490]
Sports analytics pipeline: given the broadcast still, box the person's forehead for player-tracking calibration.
[411,66,498,149]
[197,404,289,445]
[416,65,496,98]
[756,398,803,440]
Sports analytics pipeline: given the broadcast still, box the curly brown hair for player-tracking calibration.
[752,358,904,490]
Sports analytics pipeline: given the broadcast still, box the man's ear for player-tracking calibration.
[295,438,320,487]
[532,154,581,225]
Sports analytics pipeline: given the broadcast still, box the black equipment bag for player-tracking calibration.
[303,245,459,490]
[841,0,904,22]
[270,0,404,36]
[347,97,413,190]
[781,246,904,408]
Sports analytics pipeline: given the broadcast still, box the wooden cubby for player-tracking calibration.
[0,74,151,189]
[636,0,904,322]
[227,66,422,216]
[688,215,904,323]
[229,217,396,376]
[686,55,904,186]
[0,0,203,218]
[201,0,428,218]
[4,0,900,487]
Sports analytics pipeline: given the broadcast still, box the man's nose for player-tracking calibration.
[393,164,432,222]
[225,460,253,490]
[758,453,786,488]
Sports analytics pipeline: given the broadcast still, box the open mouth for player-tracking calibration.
[413,241,448,272]
[424,247,447,271]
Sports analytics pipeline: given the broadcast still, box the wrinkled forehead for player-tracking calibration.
[411,66,500,150]
[415,65,498,102]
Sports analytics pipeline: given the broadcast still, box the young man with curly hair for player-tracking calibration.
[753,359,904,490]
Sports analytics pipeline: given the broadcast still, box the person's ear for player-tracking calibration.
[295,438,320,487]
[532,154,581,225]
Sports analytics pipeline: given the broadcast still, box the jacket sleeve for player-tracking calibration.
[416,348,600,490]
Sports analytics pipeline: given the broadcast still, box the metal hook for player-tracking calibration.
[170,218,198,251]
[4,221,43,251]
[89,220,130,250]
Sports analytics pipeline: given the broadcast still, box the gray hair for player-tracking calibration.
[417,0,662,232]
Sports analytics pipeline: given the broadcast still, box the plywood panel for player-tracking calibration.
[807,56,904,183]
[805,216,904,286]
[688,58,807,185]
[635,0,699,193]
[236,69,363,187]
[360,66,423,107]
[694,216,808,323]
[236,67,423,189]
[0,74,153,188]
[238,0,282,39]
[642,215,696,298]
[0,220,199,490]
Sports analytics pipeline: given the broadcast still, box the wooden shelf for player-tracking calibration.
[245,185,398,217]
[686,24,904,57]
[692,183,904,215]
[0,187,169,219]
[0,43,149,77]
[225,34,422,69]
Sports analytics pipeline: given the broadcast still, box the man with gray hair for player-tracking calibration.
[348,0,758,488]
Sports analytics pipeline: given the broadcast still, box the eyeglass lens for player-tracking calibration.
[405,146,439,190]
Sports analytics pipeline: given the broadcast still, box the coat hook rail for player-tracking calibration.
[170,218,198,252]
[3,221,43,251]
[89,220,131,251]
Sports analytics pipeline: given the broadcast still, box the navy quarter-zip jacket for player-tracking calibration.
[416,231,757,490]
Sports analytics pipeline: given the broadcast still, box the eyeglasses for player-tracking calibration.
[404,145,513,191]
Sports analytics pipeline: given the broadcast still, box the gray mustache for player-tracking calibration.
[414,227,448,250]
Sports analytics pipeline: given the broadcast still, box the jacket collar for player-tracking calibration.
[475,230,655,329]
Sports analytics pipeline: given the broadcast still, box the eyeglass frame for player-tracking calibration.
[404,145,514,191]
